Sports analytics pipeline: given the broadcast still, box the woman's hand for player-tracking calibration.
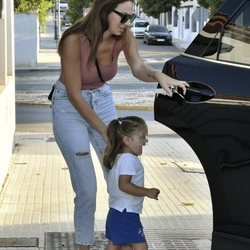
[155,71,189,97]
[100,128,108,144]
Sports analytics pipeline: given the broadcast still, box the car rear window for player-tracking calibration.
[135,22,149,27]
[149,26,168,32]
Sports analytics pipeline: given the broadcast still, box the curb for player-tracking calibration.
[16,102,154,111]
[15,66,60,72]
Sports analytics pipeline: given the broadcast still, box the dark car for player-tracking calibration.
[143,25,172,45]
[154,0,250,249]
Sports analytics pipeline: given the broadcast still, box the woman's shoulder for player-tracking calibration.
[63,33,81,44]
[61,32,89,50]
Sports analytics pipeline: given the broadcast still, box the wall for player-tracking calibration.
[0,0,16,189]
[159,1,209,45]
[14,13,39,69]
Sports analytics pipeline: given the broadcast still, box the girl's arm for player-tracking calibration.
[119,175,160,200]
[123,29,189,96]
[60,34,107,142]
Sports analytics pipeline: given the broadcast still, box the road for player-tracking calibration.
[15,39,183,93]
[16,104,174,136]
[15,26,183,133]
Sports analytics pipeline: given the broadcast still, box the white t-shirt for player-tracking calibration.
[107,153,145,214]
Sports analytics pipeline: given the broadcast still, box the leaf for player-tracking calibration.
[181,202,194,206]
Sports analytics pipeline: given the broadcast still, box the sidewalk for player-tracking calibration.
[0,132,212,249]
[0,17,212,250]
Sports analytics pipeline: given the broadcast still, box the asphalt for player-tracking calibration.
[0,16,213,249]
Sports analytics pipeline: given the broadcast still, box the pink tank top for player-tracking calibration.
[80,33,125,89]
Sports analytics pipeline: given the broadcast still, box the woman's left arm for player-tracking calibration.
[123,29,189,96]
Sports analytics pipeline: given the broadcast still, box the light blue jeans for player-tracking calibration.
[51,80,117,245]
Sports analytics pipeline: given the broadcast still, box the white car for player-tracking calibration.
[131,19,149,38]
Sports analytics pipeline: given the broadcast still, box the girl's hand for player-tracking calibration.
[156,72,189,97]
[147,188,160,200]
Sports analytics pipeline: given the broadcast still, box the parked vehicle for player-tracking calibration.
[131,19,149,38]
[143,25,172,45]
[154,0,250,249]
[59,0,68,12]
[61,14,71,32]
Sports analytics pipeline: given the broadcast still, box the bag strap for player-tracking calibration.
[95,58,105,83]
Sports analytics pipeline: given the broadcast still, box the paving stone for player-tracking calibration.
[0,237,38,247]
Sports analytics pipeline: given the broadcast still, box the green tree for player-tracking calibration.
[138,0,181,19]
[14,0,53,31]
[67,0,93,24]
[198,0,225,15]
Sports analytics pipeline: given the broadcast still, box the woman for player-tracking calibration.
[51,0,188,249]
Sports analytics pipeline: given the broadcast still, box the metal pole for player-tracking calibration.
[57,0,61,39]
[54,1,57,40]
[0,0,2,19]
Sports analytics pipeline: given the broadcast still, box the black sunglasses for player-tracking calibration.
[113,10,137,24]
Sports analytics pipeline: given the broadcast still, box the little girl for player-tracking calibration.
[103,116,160,250]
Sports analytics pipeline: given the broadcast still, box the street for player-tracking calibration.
[15,38,182,93]
[15,27,184,131]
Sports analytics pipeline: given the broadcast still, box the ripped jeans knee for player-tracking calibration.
[75,151,89,156]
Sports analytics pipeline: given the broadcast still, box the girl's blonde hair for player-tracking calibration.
[103,116,147,169]
[58,0,134,66]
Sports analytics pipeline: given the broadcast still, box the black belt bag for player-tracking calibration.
[48,84,55,101]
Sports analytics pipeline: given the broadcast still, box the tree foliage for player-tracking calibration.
[198,0,225,15]
[14,0,53,31]
[67,0,93,24]
[137,0,181,19]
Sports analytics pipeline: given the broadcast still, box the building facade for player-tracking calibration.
[0,0,16,188]
[161,1,209,44]
[134,0,209,44]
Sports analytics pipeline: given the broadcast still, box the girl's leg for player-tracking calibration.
[106,242,146,250]
[77,245,90,250]
[121,245,133,250]
[105,241,122,250]
[131,242,148,250]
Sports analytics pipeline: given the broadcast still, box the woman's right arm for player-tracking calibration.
[60,34,107,141]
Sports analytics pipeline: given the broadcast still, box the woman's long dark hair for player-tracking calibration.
[58,0,134,66]
[103,116,147,169]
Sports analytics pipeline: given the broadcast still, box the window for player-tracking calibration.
[218,2,250,65]
[149,26,168,32]
[185,2,250,66]
[135,22,149,28]
[167,10,172,25]
[185,8,190,29]
[174,9,178,27]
